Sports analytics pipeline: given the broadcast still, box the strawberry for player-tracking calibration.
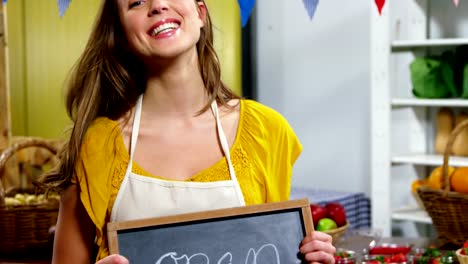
[390,253,407,263]
[463,241,468,249]
[431,257,441,264]
[462,240,468,255]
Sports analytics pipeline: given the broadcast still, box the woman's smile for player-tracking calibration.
[149,19,181,39]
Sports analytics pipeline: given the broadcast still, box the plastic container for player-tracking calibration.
[362,254,409,264]
[365,243,413,256]
[334,248,356,264]
[456,248,468,264]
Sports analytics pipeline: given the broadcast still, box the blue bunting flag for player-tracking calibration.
[58,0,72,17]
[302,0,319,20]
[237,0,256,27]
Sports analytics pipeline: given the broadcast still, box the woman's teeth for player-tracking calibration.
[152,22,179,36]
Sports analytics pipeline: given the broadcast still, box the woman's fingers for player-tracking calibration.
[300,231,336,264]
[95,254,129,264]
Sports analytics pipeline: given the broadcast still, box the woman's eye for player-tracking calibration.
[129,1,145,8]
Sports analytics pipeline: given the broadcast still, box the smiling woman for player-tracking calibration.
[6,0,242,139]
[32,0,334,263]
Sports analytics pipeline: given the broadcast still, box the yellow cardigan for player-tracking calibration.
[74,99,302,260]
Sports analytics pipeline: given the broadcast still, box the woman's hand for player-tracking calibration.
[300,231,336,264]
[95,255,129,264]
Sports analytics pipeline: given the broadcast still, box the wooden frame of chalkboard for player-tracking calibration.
[107,199,313,263]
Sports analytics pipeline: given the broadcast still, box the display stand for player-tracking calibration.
[370,0,468,237]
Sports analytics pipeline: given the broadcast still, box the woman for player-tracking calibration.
[42,0,336,263]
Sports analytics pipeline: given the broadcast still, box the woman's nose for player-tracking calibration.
[148,0,169,15]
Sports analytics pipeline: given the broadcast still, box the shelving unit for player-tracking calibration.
[370,0,468,236]
[392,38,468,49]
[392,207,431,224]
[392,98,468,107]
[392,154,468,167]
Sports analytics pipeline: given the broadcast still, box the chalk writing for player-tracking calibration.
[154,243,281,264]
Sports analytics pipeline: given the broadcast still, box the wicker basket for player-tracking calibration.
[323,221,349,244]
[0,138,60,254]
[417,119,468,246]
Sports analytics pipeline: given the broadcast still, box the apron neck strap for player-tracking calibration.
[210,100,238,183]
[129,95,143,163]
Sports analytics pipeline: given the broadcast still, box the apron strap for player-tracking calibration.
[211,100,245,205]
[126,95,143,175]
[111,95,143,221]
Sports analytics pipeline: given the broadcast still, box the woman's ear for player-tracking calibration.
[196,1,207,27]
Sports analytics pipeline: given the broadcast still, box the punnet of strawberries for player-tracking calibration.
[461,241,468,255]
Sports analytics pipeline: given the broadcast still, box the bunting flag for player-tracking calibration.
[453,0,459,6]
[58,0,72,17]
[237,0,256,27]
[302,0,319,20]
[375,0,385,15]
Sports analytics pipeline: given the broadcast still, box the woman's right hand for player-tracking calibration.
[95,255,129,264]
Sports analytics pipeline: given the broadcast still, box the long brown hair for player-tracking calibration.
[40,0,240,192]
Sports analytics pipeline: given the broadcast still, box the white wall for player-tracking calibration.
[254,0,370,194]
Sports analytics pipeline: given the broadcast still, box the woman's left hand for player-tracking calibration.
[300,231,336,264]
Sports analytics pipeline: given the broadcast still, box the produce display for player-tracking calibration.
[435,108,454,155]
[310,202,347,231]
[3,193,60,206]
[459,242,468,256]
[411,247,457,264]
[456,241,468,264]
[411,164,468,202]
[336,243,461,264]
[452,112,468,157]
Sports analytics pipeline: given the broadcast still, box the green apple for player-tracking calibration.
[316,218,337,231]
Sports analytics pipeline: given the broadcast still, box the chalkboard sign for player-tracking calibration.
[107,199,313,264]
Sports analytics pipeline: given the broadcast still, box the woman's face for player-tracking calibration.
[118,0,206,61]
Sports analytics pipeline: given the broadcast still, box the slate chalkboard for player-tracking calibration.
[107,199,313,264]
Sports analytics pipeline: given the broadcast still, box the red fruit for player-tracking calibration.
[310,204,328,227]
[463,241,468,249]
[431,257,441,264]
[325,202,347,227]
[389,253,407,263]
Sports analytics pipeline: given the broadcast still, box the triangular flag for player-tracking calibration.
[58,0,72,17]
[375,0,385,15]
[453,0,459,6]
[237,0,255,28]
[302,0,319,20]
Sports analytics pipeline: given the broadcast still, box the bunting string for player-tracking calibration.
[2,1,460,25]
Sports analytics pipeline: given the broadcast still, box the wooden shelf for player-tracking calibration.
[392,206,432,224]
[391,154,468,167]
[392,98,468,108]
[391,38,468,49]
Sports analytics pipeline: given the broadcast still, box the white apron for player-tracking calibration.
[111,95,245,222]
